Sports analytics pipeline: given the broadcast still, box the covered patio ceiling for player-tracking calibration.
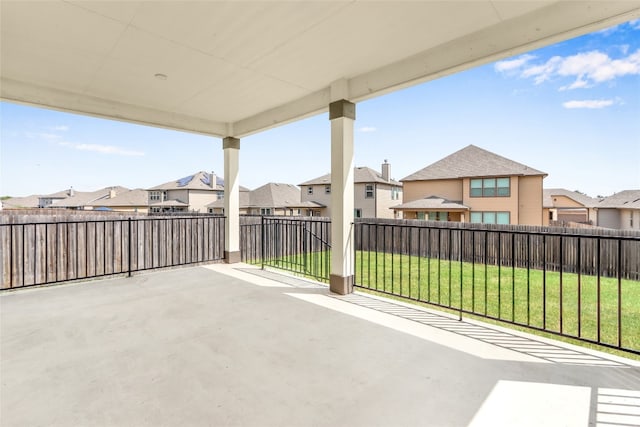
[1,1,639,138]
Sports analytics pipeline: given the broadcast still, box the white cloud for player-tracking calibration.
[59,141,144,156]
[629,19,640,30]
[494,54,536,73]
[562,99,615,109]
[514,49,640,89]
[358,126,377,133]
[51,125,69,131]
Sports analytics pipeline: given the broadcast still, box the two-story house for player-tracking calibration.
[395,145,547,225]
[299,161,402,218]
[596,190,640,230]
[147,171,226,213]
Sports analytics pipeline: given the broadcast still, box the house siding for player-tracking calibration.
[403,179,462,203]
[517,176,543,225]
[188,190,219,213]
[374,183,400,219]
[598,208,621,229]
[300,184,331,216]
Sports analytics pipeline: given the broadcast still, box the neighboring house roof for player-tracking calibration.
[597,190,640,209]
[401,145,547,182]
[391,196,469,211]
[51,186,129,208]
[207,183,324,210]
[2,194,41,208]
[543,188,598,208]
[149,171,224,191]
[89,189,149,207]
[300,167,401,186]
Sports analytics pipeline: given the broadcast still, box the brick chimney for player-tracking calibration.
[382,160,390,182]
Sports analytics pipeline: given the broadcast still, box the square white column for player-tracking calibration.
[223,137,240,263]
[329,99,355,294]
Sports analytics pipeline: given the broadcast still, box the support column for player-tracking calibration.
[223,136,241,263]
[329,99,355,295]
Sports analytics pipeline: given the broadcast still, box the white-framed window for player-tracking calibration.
[470,177,510,197]
[417,212,425,220]
[307,186,313,195]
[365,184,374,199]
[391,186,400,200]
[470,211,510,224]
[354,208,362,218]
[150,190,168,201]
[260,208,272,215]
[325,185,331,194]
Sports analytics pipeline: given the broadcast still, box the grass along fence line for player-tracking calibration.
[251,249,639,355]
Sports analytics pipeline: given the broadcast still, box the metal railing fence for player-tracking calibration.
[354,220,640,355]
[1,216,225,289]
[240,216,331,282]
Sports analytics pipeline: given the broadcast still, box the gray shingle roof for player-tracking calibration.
[2,194,41,208]
[391,196,469,211]
[149,171,224,191]
[52,186,129,208]
[401,145,547,182]
[543,188,598,208]
[598,190,640,209]
[89,189,149,207]
[300,167,401,186]
[207,183,325,209]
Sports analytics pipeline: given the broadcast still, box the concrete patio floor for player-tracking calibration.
[1,264,639,427]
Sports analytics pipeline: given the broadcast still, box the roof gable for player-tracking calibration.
[598,190,640,209]
[300,166,401,186]
[543,188,598,208]
[402,145,546,182]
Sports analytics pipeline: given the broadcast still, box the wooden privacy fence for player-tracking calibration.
[355,219,640,281]
[1,216,225,289]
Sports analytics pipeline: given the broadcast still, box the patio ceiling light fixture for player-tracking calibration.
[154,73,167,80]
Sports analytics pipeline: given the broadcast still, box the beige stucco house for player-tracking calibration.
[207,183,323,216]
[148,171,227,213]
[396,145,547,225]
[596,190,640,230]
[542,188,598,226]
[299,161,402,218]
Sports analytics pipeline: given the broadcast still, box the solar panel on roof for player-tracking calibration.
[201,174,211,186]
[177,175,195,187]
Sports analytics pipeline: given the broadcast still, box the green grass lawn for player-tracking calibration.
[253,250,640,354]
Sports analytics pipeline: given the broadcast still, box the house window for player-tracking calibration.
[325,185,331,194]
[354,208,362,218]
[428,211,448,221]
[470,178,510,197]
[365,184,374,199]
[150,191,168,201]
[417,212,425,220]
[217,191,224,200]
[470,211,510,224]
[260,208,272,215]
[307,186,313,195]
[391,186,400,200]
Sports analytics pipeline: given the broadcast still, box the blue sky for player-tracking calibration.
[1,20,639,198]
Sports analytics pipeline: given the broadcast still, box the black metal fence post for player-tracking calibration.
[128,218,132,277]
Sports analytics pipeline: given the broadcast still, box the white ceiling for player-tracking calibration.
[1,1,639,138]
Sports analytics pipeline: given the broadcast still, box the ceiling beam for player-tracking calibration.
[1,78,228,138]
